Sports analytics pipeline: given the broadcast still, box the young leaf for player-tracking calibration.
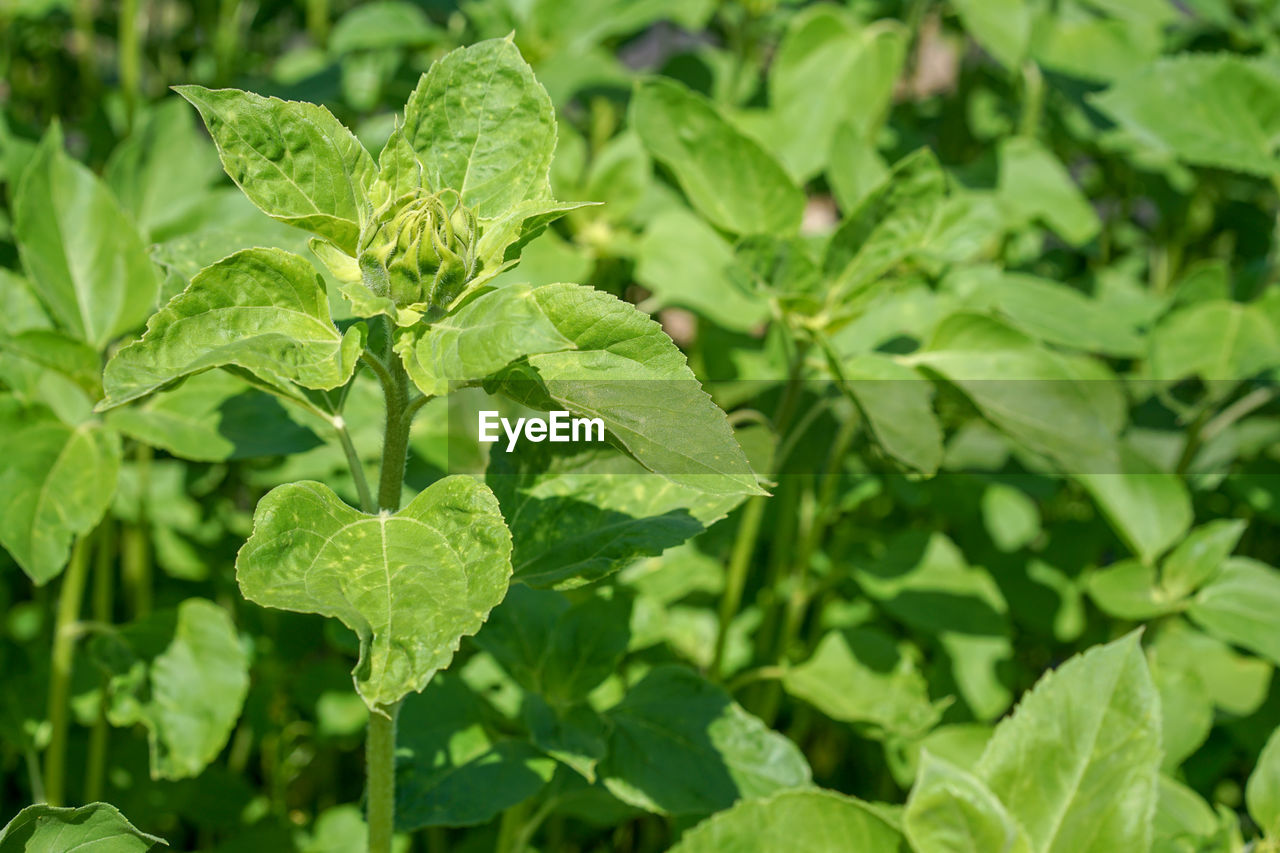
[1077,465,1192,565]
[174,85,376,253]
[92,598,249,780]
[783,628,943,738]
[14,130,160,349]
[1091,54,1280,177]
[235,476,512,708]
[1085,559,1183,620]
[974,632,1161,853]
[631,78,805,236]
[599,665,811,815]
[669,789,903,853]
[98,248,364,411]
[0,397,120,584]
[0,803,166,852]
[1188,557,1280,666]
[1160,518,1246,598]
[402,38,557,219]
[1247,726,1280,838]
[399,282,763,496]
[904,752,1032,853]
[823,148,947,303]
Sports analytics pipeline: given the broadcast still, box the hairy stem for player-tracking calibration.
[377,355,412,512]
[366,702,401,853]
[44,530,95,806]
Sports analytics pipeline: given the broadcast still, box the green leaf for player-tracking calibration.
[851,531,1013,720]
[1153,776,1224,853]
[402,38,556,219]
[395,674,553,830]
[398,282,762,496]
[904,752,1032,853]
[823,149,947,303]
[631,78,804,236]
[1077,465,1192,565]
[1150,619,1271,717]
[1160,519,1246,599]
[951,0,1031,69]
[472,586,630,705]
[783,628,943,738]
[1150,659,1212,771]
[235,476,512,708]
[1091,54,1280,176]
[634,208,770,333]
[0,803,166,852]
[0,397,120,584]
[330,1,439,53]
[99,248,364,411]
[669,789,904,853]
[600,665,811,815]
[175,85,376,253]
[0,329,103,394]
[981,483,1041,552]
[488,442,742,588]
[104,97,223,241]
[1086,559,1184,620]
[975,633,1161,853]
[839,354,943,475]
[1148,300,1280,382]
[105,370,322,462]
[982,273,1143,357]
[92,598,249,780]
[14,129,160,348]
[1247,725,1280,838]
[1188,557,1280,667]
[755,9,905,181]
[997,138,1101,247]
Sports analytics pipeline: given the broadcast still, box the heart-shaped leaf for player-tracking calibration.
[236,476,512,708]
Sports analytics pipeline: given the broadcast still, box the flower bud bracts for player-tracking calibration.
[357,190,478,313]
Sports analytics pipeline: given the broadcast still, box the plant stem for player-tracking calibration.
[334,417,375,513]
[84,520,116,804]
[711,354,809,681]
[122,444,153,618]
[118,0,141,131]
[377,356,412,512]
[44,531,95,806]
[1018,61,1044,139]
[366,701,401,853]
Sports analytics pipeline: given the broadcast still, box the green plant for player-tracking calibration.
[5,3,1280,852]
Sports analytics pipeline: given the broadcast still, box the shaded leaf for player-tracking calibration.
[92,598,249,780]
[600,666,811,815]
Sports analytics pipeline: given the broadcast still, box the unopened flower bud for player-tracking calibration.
[357,191,478,311]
